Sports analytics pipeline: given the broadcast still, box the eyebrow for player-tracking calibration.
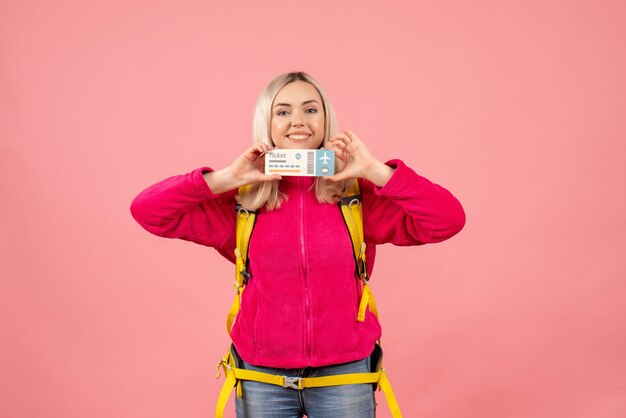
[273,100,321,108]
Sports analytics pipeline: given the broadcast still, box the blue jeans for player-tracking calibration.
[235,357,377,418]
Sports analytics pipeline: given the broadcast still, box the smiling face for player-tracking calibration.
[270,80,325,149]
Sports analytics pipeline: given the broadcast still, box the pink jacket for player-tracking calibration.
[130,160,465,368]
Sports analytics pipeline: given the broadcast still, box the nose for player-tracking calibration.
[291,109,304,126]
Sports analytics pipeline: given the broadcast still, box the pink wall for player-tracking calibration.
[2,1,625,417]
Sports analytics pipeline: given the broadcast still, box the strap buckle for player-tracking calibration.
[282,376,303,390]
[234,248,252,286]
[339,193,362,206]
[241,269,251,286]
[236,206,250,218]
[216,359,230,379]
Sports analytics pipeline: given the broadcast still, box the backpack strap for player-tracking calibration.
[226,185,258,337]
[215,343,403,418]
[217,181,401,417]
[338,180,379,322]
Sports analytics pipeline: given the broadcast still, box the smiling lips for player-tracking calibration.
[287,133,311,140]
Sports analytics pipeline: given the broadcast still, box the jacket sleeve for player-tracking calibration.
[129,167,237,260]
[361,159,466,246]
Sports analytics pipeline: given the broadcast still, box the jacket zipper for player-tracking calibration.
[299,178,312,364]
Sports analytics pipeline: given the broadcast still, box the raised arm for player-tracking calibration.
[130,143,282,252]
[326,129,465,246]
[130,167,238,251]
[360,159,465,246]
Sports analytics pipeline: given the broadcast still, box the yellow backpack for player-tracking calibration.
[215,181,403,417]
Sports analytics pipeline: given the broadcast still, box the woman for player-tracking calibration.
[130,71,465,417]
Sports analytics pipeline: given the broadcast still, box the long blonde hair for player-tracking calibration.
[236,71,353,211]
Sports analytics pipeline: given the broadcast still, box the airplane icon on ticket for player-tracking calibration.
[319,151,332,164]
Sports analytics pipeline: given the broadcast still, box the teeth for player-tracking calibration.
[288,134,310,140]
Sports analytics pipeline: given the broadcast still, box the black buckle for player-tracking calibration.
[339,194,361,206]
[241,269,251,286]
[235,204,259,215]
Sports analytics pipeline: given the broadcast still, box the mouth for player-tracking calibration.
[286,134,311,141]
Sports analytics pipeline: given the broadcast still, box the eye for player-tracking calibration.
[276,110,289,116]
[306,108,318,113]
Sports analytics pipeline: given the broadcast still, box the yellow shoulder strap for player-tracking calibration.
[338,180,378,322]
[226,185,257,336]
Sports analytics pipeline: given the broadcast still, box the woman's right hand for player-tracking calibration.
[203,143,282,194]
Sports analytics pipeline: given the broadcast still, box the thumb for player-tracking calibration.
[325,172,349,182]
[259,173,282,182]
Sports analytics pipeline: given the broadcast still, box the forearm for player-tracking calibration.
[202,166,247,194]
[364,160,395,187]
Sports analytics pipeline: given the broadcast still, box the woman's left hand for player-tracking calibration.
[326,130,394,187]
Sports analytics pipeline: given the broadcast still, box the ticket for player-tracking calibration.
[264,149,335,176]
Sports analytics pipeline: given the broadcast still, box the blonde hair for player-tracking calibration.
[236,71,353,211]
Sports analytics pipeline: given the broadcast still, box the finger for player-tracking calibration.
[342,129,359,142]
[252,143,270,159]
[328,140,347,151]
[332,139,357,158]
[328,132,347,142]
[327,162,354,181]
[330,133,351,146]
[259,143,278,159]
[260,143,273,154]
[243,146,262,161]
[330,143,348,160]
[250,143,265,154]
[255,173,282,182]
[343,131,366,156]
[326,171,349,182]
[337,135,360,154]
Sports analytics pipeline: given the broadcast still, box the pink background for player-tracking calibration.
[2,1,625,417]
